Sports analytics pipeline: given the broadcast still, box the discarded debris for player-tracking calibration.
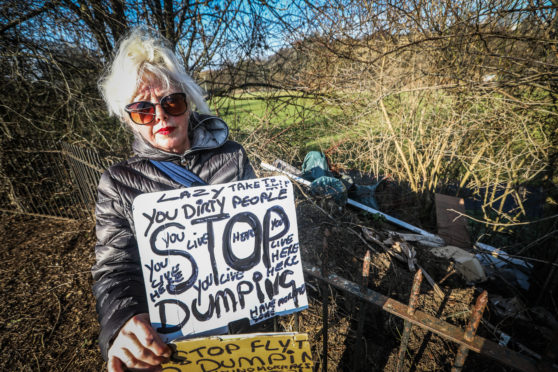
[348,178,385,211]
[396,268,423,371]
[261,160,443,240]
[303,262,542,372]
[392,240,417,272]
[430,245,487,283]
[261,157,551,370]
[300,151,387,210]
[475,242,532,291]
[435,193,472,248]
[490,295,529,321]
[475,242,532,270]
[452,291,489,371]
[362,227,444,298]
[387,230,445,248]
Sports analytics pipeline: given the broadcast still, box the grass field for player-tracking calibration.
[209,92,382,162]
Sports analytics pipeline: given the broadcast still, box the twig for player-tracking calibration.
[438,263,457,285]
[46,281,72,292]
[48,293,61,340]
[417,263,445,299]
[33,352,41,372]
[449,209,558,227]
[346,227,383,256]
[516,229,558,256]
[61,348,78,372]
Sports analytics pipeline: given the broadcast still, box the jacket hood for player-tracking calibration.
[131,111,229,161]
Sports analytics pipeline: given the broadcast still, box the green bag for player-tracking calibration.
[310,176,348,206]
[301,151,332,180]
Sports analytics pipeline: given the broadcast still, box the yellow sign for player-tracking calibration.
[162,332,313,372]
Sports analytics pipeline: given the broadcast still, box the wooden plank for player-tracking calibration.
[435,193,471,248]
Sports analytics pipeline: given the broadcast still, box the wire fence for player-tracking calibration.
[0,139,119,221]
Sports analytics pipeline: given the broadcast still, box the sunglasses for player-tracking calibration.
[125,92,188,125]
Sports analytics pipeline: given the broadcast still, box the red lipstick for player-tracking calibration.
[156,127,175,135]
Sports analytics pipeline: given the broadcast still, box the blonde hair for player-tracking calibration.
[98,26,210,122]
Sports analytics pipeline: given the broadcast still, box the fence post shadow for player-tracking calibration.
[409,290,451,372]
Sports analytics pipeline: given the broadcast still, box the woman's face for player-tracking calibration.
[129,81,190,154]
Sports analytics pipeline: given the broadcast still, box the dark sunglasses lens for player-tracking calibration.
[127,102,155,124]
[161,93,187,115]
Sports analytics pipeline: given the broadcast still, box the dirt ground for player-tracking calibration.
[0,183,551,371]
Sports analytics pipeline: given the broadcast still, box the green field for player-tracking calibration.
[209,92,384,159]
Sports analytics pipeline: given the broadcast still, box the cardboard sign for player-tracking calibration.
[162,333,313,372]
[132,176,308,342]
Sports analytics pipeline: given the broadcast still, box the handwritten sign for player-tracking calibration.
[162,333,313,372]
[132,176,308,342]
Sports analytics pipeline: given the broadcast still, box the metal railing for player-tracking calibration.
[0,139,118,221]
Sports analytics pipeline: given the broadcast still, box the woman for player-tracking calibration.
[92,27,255,372]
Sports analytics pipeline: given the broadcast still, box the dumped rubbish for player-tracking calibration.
[490,295,529,321]
[259,157,555,371]
[435,193,472,248]
[392,240,417,272]
[362,227,445,298]
[264,158,535,294]
[301,151,332,180]
[300,151,385,210]
[386,230,445,248]
[309,176,347,206]
[396,269,423,371]
[261,160,443,240]
[475,242,532,291]
[430,245,487,283]
[452,290,489,372]
[303,261,543,372]
[435,194,532,291]
[349,180,385,210]
[300,151,348,207]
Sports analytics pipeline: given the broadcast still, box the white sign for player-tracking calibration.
[132,176,308,342]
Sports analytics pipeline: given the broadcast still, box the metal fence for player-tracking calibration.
[0,139,118,221]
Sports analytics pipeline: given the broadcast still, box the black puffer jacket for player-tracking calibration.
[92,113,255,360]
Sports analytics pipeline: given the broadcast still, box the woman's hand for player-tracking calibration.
[107,313,171,372]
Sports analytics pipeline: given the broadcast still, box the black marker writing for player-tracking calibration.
[262,206,290,268]
[182,197,225,219]
[231,189,287,209]
[222,212,263,272]
[142,178,307,335]
[144,258,168,283]
[227,180,261,192]
[186,232,209,250]
[210,186,225,199]
[156,299,190,334]
[150,222,198,295]
[193,270,244,301]
[142,208,178,237]
[157,186,226,205]
[191,213,230,286]
[161,230,185,248]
